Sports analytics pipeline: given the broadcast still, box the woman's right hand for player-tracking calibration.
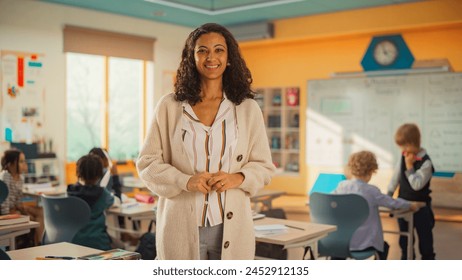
[186,172,212,194]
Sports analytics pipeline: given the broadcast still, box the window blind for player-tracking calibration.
[63,25,156,61]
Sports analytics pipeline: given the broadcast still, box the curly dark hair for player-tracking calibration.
[174,23,254,105]
[76,154,103,185]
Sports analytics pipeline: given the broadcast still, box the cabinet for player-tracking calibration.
[255,87,300,175]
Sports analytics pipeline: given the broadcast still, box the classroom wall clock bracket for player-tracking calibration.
[361,34,414,71]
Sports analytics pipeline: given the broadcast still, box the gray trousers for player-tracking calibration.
[199,223,224,260]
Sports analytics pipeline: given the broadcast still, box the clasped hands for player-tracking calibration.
[186,171,244,194]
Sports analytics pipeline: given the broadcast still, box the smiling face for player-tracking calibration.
[194,32,228,82]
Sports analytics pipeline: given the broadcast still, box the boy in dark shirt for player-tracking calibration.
[387,123,435,260]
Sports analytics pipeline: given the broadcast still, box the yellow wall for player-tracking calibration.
[240,0,462,195]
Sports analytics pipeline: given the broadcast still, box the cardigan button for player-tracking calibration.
[226,212,233,219]
[236,155,243,162]
[224,241,230,249]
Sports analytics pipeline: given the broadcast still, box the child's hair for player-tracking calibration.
[395,123,421,148]
[347,151,378,178]
[76,154,104,185]
[89,147,109,167]
[1,148,23,173]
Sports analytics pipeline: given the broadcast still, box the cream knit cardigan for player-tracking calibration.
[137,93,275,260]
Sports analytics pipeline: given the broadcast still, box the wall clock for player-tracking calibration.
[361,34,414,71]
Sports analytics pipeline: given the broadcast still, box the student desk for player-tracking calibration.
[7,242,102,260]
[0,221,39,250]
[251,189,286,212]
[22,185,67,197]
[106,203,156,239]
[380,207,414,260]
[254,217,337,259]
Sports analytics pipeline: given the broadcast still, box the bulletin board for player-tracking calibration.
[0,50,45,143]
[306,72,462,173]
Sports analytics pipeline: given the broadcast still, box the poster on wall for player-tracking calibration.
[0,50,45,144]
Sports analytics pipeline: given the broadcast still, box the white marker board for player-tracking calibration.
[306,72,462,172]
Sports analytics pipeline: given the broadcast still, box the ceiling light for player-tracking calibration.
[144,0,304,15]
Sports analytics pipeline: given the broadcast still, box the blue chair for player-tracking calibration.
[309,192,377,260]
[41,195,91,244]
[309,173,346,195]
[0,247,11,260]
[0,180,9,206]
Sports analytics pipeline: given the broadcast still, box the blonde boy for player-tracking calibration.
[334,150,421,260]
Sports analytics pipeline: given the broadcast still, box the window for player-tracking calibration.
[66,53,152,161]
[63,25,155,162]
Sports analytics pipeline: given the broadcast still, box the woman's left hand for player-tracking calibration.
[208,171,244,193]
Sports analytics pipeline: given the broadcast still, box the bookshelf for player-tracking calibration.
[255,87,300,175]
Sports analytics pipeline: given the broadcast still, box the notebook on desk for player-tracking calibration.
[309,173,346,195]
[0,214,30,226]
[78,248,141,260]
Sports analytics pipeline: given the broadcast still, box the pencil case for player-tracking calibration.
[135,194,155,203]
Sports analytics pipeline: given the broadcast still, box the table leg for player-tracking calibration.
[407,212,414,260]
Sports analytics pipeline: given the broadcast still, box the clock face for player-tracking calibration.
[373,40,398,66]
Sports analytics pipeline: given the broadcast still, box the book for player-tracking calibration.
[254,224,288,237]
[0,214,30,226]
[78,248,141,260]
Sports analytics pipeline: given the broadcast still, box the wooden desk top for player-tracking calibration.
[7,242,102,260]
[23,185,67,197]
[251,189,286,200]
[0,221,40,234]
[379,207,414,218]
[254,217,336,246]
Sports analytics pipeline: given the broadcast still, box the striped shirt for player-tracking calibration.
[182,95,238,227]
[0,170,24,215]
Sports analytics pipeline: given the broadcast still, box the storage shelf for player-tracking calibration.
[256,86,300,176]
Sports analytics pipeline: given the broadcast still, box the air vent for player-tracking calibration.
[227,22,274,41]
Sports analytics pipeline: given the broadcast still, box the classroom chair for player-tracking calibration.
[309,192,377,260]
[0,247,11,260]
[309,173,346,195]
[0,180,9,206]
[41,195,91,244]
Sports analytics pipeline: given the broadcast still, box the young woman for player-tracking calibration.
[137,23,275,260]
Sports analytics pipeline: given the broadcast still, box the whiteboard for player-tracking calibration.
[306,72,462,172]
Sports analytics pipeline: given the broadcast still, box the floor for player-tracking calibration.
[269,194,462,260]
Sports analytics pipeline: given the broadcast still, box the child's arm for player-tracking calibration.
[375,187,411,210]
[102,188,116,208]
[405,159,433,191]
[408,201,426,212]
[387,159,400,196]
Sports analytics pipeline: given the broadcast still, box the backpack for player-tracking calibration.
[135,220,156,260]
[255,208,288,260]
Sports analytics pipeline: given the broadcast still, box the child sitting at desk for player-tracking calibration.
[1,148,43,247]
[333,150,422,259]
[67,154,119,250]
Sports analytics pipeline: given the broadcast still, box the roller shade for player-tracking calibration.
[63,25,155,61]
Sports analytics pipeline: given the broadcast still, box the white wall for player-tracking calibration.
[0,0,191,182]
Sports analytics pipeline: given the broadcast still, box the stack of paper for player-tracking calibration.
[23,182,54,193]
[0,214,30,226]
[121,197,138,209]
[254,224,288,237]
